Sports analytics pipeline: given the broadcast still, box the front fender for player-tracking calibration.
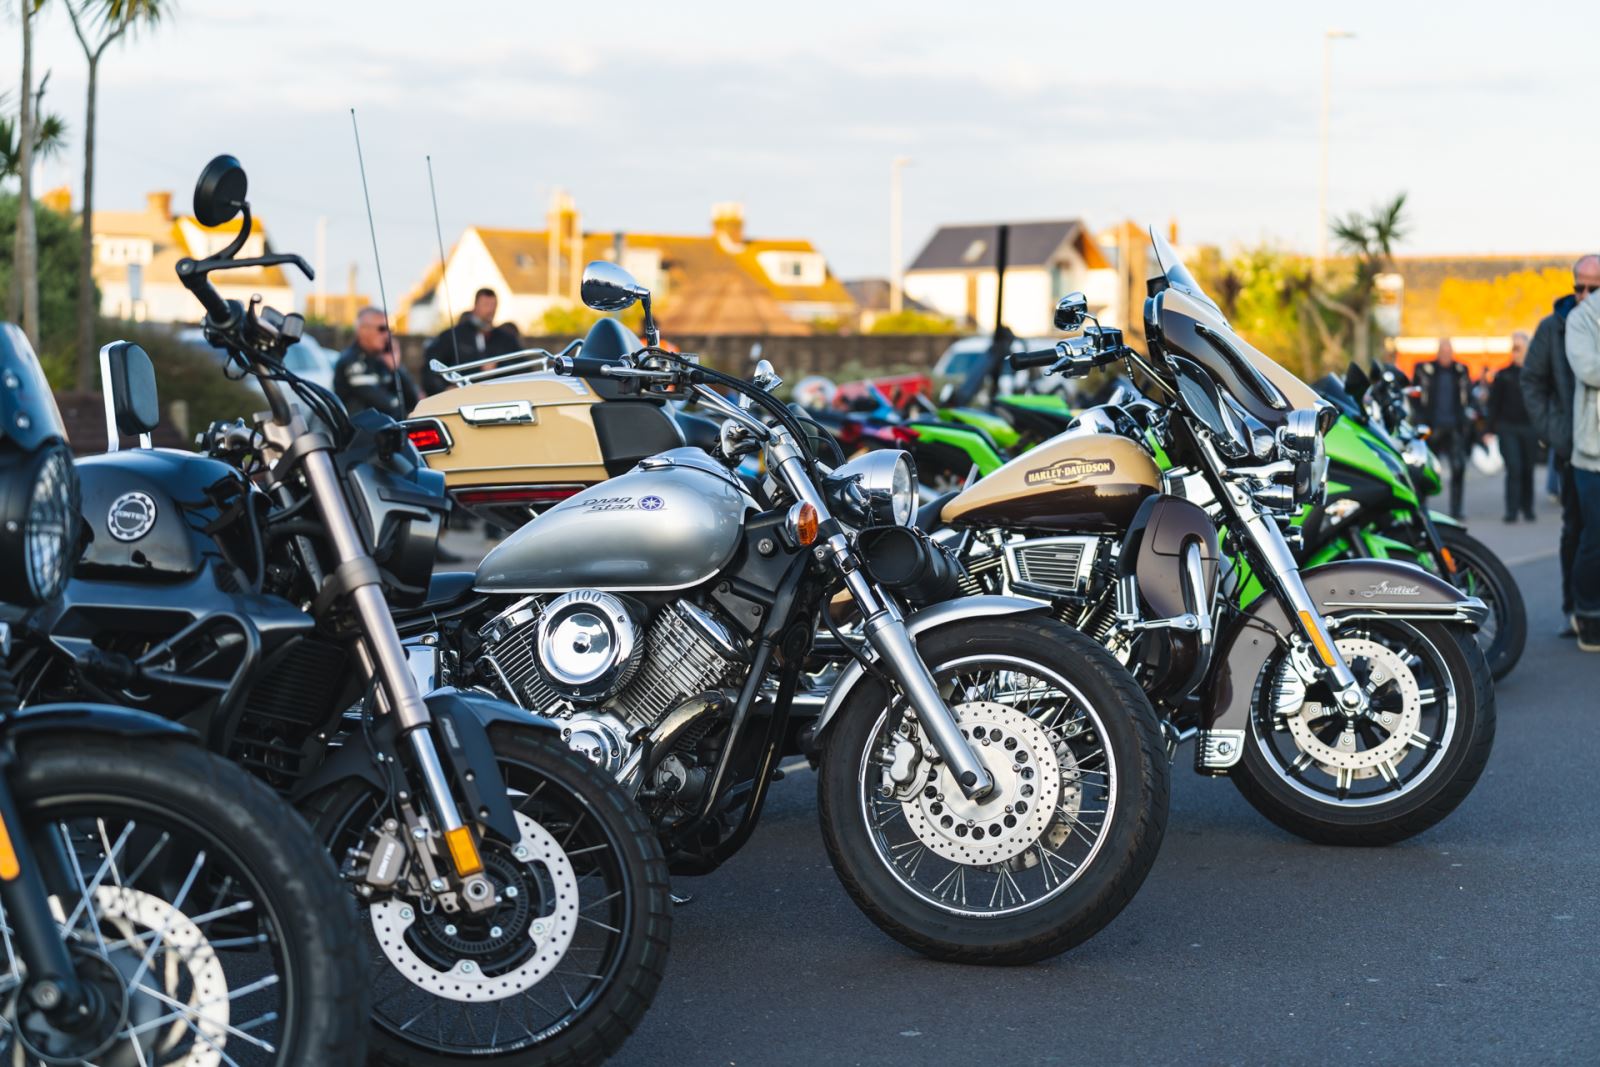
[809,595,1049,746]
[1201,558,1484,765]
[7,702,197,742]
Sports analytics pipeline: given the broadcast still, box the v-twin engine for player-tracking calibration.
[478,591,745,770]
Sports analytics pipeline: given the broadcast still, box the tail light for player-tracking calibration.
[405,419,452,453]
[454,485,583,507]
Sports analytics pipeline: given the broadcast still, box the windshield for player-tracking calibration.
[1148,227,1221,313]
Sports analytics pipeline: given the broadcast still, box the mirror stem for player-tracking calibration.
[641,293,660,348]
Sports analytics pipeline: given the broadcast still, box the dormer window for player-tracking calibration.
[515,253,533,269]
[961,239,987,264]
[756,251,825,287]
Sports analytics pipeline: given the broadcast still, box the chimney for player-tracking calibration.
[148,191,173,221]
[1167,218,1179,244]
[711,202,745,250]
[547,189,578,299]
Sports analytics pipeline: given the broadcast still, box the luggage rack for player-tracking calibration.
[430,338,583,387]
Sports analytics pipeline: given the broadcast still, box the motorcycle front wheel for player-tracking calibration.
[309,727,670,1067]
[3,736,366,1066]
[1231,618,1495,845]
[1437,525,1526,681]
[817,617,1169,965]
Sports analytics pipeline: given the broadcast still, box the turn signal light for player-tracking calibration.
[1440,547,1457,574]
[445,826,485,877]
[0,814,19,881]
[1298,610,1337,667]
[789,502,819,546]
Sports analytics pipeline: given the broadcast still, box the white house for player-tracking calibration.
[92,192,295,324]
[903,219,1117,336]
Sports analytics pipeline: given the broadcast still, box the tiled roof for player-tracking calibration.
[91,205,289,291]
[908,219,1107,272]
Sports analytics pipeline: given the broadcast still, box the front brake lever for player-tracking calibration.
[189,251,315,282]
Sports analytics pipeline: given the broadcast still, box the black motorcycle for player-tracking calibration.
[20,158,669,1066]
[0,323,365,1064]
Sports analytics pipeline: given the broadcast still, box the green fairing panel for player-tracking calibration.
[913,423,1006,475]
[998,395,1074,416]
[944,407,1021,449]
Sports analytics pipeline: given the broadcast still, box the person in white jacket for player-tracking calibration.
[1562,287,1600,650]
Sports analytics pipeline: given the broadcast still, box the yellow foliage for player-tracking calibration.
[1430,269,1569,338]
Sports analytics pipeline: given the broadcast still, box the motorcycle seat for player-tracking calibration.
[915,491,959,533]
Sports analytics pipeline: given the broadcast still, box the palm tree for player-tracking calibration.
[66,0,166,389]
[0,89,69,180]
[1308,192,1409,369]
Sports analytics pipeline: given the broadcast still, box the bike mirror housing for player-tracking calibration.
[193,155,248,227]
[581,261,647,312]
[1053,292,1089,332]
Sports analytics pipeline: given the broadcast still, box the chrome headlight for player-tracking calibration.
[1276,407,1322,462]
[824,450,917,528]
[1401,436,1433,474]
[0,444,79,606]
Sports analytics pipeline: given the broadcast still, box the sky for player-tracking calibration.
[8,0,1595,307]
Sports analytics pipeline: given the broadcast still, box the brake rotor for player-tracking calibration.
[1281,637,1421,780]
[369,810,579,1003]
[901,701,1062,867]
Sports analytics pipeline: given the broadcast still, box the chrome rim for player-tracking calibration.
[338,752,633,1056]
[1250,621,1459,807]
[858,654,1118,918]
[0,805,295,1066]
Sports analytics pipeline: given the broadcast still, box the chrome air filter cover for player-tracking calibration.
[534,590,642,701]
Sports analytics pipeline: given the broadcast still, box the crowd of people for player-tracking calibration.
[1414,255,1600,652]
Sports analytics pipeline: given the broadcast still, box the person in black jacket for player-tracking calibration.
[422,288,523,395]
[1522,255,1600,635]
[1415,338,1474,519]
[333,307,418,419]
[1488,331,1536,522]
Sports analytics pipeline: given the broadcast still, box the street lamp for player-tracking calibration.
[889,156,912,314]
[1317,29,1356,269]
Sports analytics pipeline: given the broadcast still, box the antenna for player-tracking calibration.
[349,108,401,409]
[426,154,461,369]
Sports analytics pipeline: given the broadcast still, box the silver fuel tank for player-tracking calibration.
[474,448,753,594]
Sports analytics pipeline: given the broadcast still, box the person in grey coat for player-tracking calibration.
[1523,255,1600,635]
[1563,282,1600,650]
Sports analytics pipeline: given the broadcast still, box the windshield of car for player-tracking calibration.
[1148,227,1221,314]
[283,342,324,375]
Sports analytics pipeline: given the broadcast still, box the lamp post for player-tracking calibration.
[889,155,912,314]
[1317,29,1356,269]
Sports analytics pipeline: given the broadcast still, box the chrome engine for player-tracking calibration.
[478,591,745,783]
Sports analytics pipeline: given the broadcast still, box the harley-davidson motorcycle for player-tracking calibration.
[402,259,1171,965]
[0,322,366,1064]
[20,159,670,1066]
[910,228,1495,845]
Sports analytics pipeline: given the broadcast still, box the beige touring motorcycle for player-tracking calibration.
[401,261,1172,966]
[915,229,1496,845]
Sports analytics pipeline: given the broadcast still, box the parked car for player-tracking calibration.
[178,326,338,396]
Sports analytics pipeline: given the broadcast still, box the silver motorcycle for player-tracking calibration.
[405,261,1170,964]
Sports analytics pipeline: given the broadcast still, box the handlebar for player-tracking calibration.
[552,355,630,378]
[1010,347,1061,370]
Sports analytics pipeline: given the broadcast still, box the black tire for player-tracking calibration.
[308,728,670,1067]
[1231,620,1495,846]
[10,735,367,1066]
[817,617,1169,965]
[1438,525,1526,680]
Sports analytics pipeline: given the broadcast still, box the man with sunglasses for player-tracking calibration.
[335,306,419,419]
[1523,255,1600,637]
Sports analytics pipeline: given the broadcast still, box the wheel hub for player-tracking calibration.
[1280,637,1421,779]
[370,810,579,1003]
[901,701,1062,866]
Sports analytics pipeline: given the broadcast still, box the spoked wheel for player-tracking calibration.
[1232,618,1496,845]
[311,729,669,1067]
[818,618,1168,965]
[1,737,365,1066]
[1438,525,1526,681]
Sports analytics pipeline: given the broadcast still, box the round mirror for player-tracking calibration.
[580,261,646,312]
[193,154,248,227]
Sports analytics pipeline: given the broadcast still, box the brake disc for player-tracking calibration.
[370,810,579,1002]
[901,701,1062,867]
[1281,637,1421,780]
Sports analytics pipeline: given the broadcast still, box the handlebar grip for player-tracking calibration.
[1010,347,1061,370]
[552,355,625,378]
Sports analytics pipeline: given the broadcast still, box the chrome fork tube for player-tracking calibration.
[298,445,465,834]
[772,445,994,799]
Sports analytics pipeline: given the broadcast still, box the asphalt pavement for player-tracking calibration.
[598,464,1597,1067]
